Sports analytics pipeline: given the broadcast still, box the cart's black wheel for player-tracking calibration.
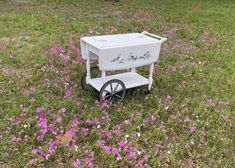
[99,79,126,103]
[145,89,151,95]
[81,66,101,91]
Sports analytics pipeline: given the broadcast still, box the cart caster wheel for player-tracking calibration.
[81,66,100,91]
[145,90,151,95]
[99,79,126,103]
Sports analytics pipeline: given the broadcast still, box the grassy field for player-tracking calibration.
[0,0,234,167]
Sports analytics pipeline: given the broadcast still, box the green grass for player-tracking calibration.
[0,0,234,167]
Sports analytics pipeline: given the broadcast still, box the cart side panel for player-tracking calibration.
[80,39,87,59]
[80,39,99,60]
[99,43,161,71]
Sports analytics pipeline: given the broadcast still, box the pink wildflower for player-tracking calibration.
[49,47,57,54]
[56,117,61,123]
[207,99,216,106]
[190,127,196,134]
[156,144,162,148]
[201,131,206,137]
[216,109,224,113]
[49,56,55,64]
[136,160,143,168]
[29,97,36,104]
[117,155,122,161]
[32,149,38,154]
[66,142,72,150]
[73,117,79,126]
[112,148,119,155]
[85,156,93,166]
[103,146,111,154]
[69,130,76,138]
[203,32,209,38]
[64,54,70,63]
[16,137,22,142]
[36,107,44,113]
[130,152,137,159]
[118,141,125,147]
[86,119,93,125]
[167,95,172,100]
[74,159,80,168]
[144,154,150,161]
[97,140,105,147]
[41,112,46,120]
[20,104,24,109]
[191,140,195,145]
[22,90,29,97]
[171,66,177,72]
[44,153,50,160]
[57,47,64,52]
[184,117,191,123]
[65,90,71,98]
[49,140,60,148]
[82,128,88,136]
[30,158,37,165]
[59,108,66,113]
[114,129,123,136]
[37,134,44,141]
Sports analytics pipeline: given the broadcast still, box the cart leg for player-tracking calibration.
[131,68,136,73]
[102,71,106,82]
[86,54,91,84]
[148,63,154,90]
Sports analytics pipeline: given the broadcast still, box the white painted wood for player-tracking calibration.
[148,63,154,90]
[86,50,91,83]
[142,31,167,43]
[81,33,161,49]
[131,68,136,73]
[88,72,149,92]
[98,43,160,71]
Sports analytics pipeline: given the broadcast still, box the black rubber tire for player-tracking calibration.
[81,66,100,91]
[99,79,126,103]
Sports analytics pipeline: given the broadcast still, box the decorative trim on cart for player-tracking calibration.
[110,51,152,64]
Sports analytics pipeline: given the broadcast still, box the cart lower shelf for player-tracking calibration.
[88,72,149,92]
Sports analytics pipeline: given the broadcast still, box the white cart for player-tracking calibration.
[80,31,167,102]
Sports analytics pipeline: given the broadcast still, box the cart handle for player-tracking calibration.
[141,31,167,43]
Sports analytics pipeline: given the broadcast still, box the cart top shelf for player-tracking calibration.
[81,33,161,49]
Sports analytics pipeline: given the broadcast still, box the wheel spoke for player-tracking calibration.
[104,93,111,98]
[104,89,110,93]
[114,94,122,99]
[110,83,113,92]
[114,83,119,92]
[108,95,112,101]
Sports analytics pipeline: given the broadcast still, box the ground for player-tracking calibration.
[0,0,234,167]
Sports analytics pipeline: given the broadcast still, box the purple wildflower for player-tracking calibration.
[36,107,44,113]
[49,47,57,54]
[73,117,79,126]
[82,128,88,136]
[59,108,66,113]
[171,66,177,72]
[190,127,196,134]
[203,32,209,38]
[86,119,93,125]
[85,156,93,166]
[65,90,71,98]
[144,154,150,161]
[112,148,119,155]
[74,159,80,168]
[103,146,111,154]
[118,141,125,147]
